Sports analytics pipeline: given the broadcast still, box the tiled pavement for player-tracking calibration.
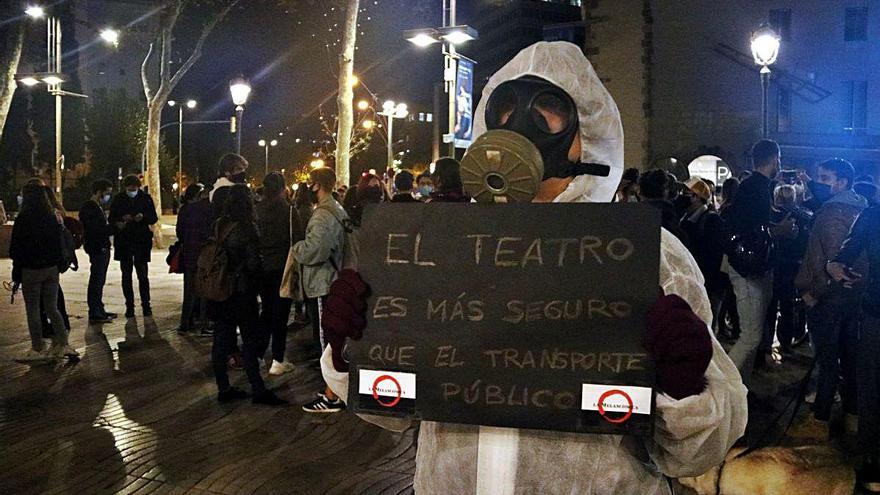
[0,252,415,495]
[0,249,867,494]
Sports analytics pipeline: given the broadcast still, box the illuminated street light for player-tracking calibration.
[229,77,251,153]
[750,25,780,138]
[99,28,120,47]
[41,74,65,85]
[169,98,197,200]
[357,100,369,111]
[310,159,325,169]
[19,76,40,87]
[350,75,360,87]
[25,5,45,19]
[378,101,409,170]
[362,119,375,130]
[404,15,478,158]
[259,138,279,175]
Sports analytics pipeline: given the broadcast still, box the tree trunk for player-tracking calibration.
[334,0,360,187]
[146,101,164,246]
[0,19,25,140]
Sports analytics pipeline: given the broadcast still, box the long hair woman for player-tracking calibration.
[10,183,78,362]
[210,184,286,406]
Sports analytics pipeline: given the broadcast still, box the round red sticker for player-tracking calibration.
[597,389,634,424]
[371,374,402,408]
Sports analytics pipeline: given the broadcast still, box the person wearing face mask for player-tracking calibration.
[790,158,867,441]
[108,174,158,318]
[296,167,350,414]
[391,170,419,203]
[344,172,388,226]
[416,172,434,201]
[79,179,118,323]
[318,41,747,494]
[210,153,249,220]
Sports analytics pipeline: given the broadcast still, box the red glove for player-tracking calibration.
[644,294,712,400]
[322,269,370,372]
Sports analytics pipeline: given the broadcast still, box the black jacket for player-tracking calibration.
[108,190,158,262]
[79,199,114,255]
[10,210,63,273]
[391,193,420,203]
[834,206,880,317]
[727,172,772,235]
[681,207,725,290]
[217,217,262,293]
[644,199,690,248]
[255,197,299,272]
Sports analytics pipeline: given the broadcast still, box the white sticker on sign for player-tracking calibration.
[358,369,417,400]
[581,384,652,416]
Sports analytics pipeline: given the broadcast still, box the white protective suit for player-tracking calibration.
[321,41,748,495]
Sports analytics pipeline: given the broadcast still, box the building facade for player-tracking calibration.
[584,0,880,177]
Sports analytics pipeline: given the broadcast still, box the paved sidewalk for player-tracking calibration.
[0,251,415,495]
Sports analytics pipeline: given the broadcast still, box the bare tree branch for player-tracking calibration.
[141,41,155,102]
[166,0,239,94]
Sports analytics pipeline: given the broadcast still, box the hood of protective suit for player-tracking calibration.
[472,41,624,203]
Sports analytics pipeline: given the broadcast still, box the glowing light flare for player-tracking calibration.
[25,5,45,19]
[19,77,40,87]
[750,26,780,67]
[357,100,369,110]
[100,28,120,47]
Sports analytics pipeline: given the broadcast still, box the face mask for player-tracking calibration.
[484,76,610,181]
[101,194,111,204]
[361,185,384,203]
[126,190,138,199]
[810,182,833,205]
[229,171,246,184]
[418,185,433,197]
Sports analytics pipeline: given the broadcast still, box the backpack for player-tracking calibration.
[58,224,79,274]
[195,222,237,302]
[63,216,84,250]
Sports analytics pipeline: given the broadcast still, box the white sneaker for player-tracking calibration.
[50,344,80,360]
[268,360,295,376]
[15,348,52,363]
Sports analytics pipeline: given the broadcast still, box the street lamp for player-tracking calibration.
[229,77,251,154]
[99,28,120,48]
[24,5,44,19]
[310,159,325,169]
[168,99,197,201]
[750,25,780,138]
[258,138,278,176]
[404,2,478,157]
[378,100,408,170]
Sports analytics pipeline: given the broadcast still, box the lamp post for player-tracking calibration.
[19,7,118,200]
[750,25,780,138]
[404,0,477,157]
[229,77,251,154]
[168,99,197,201]
[378,100,408,170]
[258,138,278,176]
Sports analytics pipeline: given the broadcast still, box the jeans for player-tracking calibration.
[808,298,859,420]
[258,270,292,362]
[211,291,267,394]
[21,267,68,351]
[120,257,150,308]
[305,296,328,349]
[859,314,880,456]
[728,269,773,388]
[40,286,70,336]
[88,249,111,318]
[179,268,204,330]
[763,262,800,352]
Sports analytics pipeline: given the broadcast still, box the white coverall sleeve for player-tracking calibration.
[320,346,412,433]
[645,230,748,477]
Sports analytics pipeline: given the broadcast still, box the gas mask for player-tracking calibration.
[461,76,610,203]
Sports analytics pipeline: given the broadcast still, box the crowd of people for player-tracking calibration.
[616,139,880,489]
[8,139,880,490]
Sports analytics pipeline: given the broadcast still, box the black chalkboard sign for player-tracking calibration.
[347,203,661,436]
